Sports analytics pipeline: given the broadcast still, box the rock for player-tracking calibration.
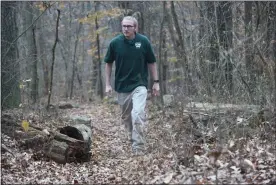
[163,94,174,107]
[58,102,74,109]
[69,115,91,128]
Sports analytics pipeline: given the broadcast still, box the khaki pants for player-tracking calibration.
[117,86,147,151]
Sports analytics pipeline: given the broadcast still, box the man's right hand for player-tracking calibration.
[105,85,113,96]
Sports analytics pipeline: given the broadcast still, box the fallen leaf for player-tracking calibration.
[207,150,222,164]
[20,159,28,168]
[230,165,241,174]
[208,175,216,181]
[236,117,243,124]
[228,139,235,148]
[194,155,202,162]
[215,159,223,168]
[21,120,29,132]
[163,172,174,184]
[244,159,255,170]
[42,129,50,135]
[150,176,161,184]
[262,179,271,184]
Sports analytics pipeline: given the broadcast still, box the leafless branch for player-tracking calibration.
[2,2,56,61]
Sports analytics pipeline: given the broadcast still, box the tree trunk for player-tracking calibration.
[37,18,49,97]
[267,2,276,109]
[271,2,276,114]
[197,2,207,95]
[18,2,51,102]
[170,1,193,95]
[91,2,103,99]
[20,2,34,104]
[31,26,39,104]
[47,9,60,109]
[158,2,166,105]
[170,2,184,50]
[139,11,144,34]
[95,16,103,99]
[265,2,273,58]
[206,2,219,94]
[165,3,181,88]
[70,23,82,99]
[197,2,217,98]
[244,1,255,100]
[91,3,99,98]
[1,2,21,109]
[65,3,73,98]
[216,2,233,96]
[161,30,168,95]
[169,1,184,88]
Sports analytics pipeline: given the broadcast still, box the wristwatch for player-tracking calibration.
[153,80,159,83]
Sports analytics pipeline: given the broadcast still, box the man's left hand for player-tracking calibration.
[152,82,160,96]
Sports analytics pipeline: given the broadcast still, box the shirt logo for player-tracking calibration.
[135,42,141,49]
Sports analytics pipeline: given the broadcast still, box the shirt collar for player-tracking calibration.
[123,33,137,45]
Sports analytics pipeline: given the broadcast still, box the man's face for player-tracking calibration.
[121,19,136,39]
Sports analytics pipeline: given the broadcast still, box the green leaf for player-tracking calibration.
[168,57,178,63]
[21,120,29,132]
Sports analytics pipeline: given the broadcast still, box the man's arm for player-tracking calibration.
[148,62,160,96]
[148,63,158,81]
[105,63,113,93]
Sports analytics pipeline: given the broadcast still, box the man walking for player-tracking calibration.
[104,16,160,155]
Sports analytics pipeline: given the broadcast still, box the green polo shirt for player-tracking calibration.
[104,33,156,93]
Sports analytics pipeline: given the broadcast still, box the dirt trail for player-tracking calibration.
[66,103,170,184]
[1,102,275,184]
[1,103,167,184]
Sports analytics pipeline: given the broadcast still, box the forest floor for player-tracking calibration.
[1,99,276,184]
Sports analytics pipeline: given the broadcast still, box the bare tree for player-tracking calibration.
[70,22,82,99]
[95,14,103,99]
[30,26,39,104]
[244,1,255,100]
[216,2,233,96]
[47,9,60,109]
[197,2,220,97]
[6,1,274,110]
[1,2,21,109]
[271,2,276,113]
[37,15,49,97]
[157,2,166,105]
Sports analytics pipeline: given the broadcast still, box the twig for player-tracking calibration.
[183,110,209,116]
[256,45,270,67]
[188,114,198,128]
[1,144,15,157]
[215,166,218,185]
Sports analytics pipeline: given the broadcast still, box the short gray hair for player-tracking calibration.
[122,16,138,28]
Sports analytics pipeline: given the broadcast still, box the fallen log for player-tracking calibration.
[45,124,92,164]
[58,102,74,109]
[1,112,92,164]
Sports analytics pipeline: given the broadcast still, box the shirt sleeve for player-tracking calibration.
[145,38,156,64]
[104,41,115,63]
